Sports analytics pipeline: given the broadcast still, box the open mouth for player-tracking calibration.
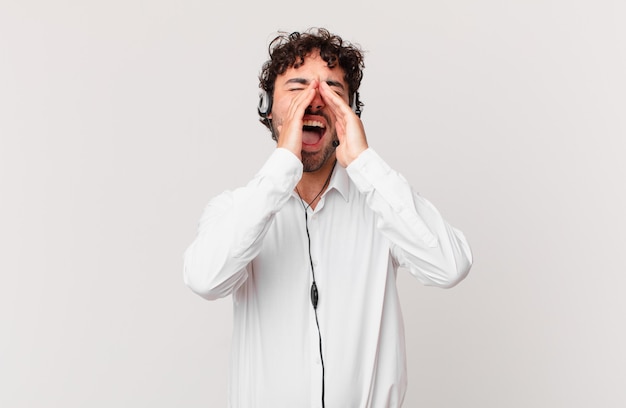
[302,120,326,145]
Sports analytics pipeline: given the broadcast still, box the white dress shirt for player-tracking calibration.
[184,148,472,408]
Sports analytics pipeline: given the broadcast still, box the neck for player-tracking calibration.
[296,158,337,210]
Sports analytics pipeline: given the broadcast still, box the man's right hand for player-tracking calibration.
[274,80,319,160]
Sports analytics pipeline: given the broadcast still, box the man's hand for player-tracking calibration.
[319,81,368,167]
[274,81,319,160]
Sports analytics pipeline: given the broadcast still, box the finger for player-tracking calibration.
[288,80,318,119]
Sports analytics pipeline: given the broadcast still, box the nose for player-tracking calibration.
[308,87,325,112]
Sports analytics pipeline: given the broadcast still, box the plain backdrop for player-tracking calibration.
[1,0,625,407]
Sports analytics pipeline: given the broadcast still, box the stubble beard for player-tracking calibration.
[301,129,338,172]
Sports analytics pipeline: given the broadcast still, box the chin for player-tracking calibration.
[301,144,335,172]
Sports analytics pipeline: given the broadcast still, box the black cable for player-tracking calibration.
[295,163,335,408]
[304,210,326,408]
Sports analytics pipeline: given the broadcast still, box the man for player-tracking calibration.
[184,28,472,408]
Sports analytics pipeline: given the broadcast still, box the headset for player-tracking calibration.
[259,90,362,142]
[258,89,363,121]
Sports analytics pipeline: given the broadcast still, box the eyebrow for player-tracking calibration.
[285,78,345,90]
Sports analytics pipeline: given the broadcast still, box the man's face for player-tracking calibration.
[269,51,350,172]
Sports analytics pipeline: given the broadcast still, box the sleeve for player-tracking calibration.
[183,148,303,300]
[346,148,472,288]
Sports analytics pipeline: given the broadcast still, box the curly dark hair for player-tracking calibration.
[258,28,365,129]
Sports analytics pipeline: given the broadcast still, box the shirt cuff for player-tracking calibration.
[346,148,391,193]
[256,148,303,192]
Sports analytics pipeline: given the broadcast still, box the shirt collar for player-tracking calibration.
[326,163,350,202]
[290,161,351,203]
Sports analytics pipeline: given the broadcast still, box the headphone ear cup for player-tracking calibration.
[258,90,271,117]
[352,92,362,117]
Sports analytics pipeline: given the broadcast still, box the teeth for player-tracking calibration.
[302,120,324,128]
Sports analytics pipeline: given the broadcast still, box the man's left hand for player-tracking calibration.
[319,81,368,167]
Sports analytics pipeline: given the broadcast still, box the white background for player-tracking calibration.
[1,0,625,407]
